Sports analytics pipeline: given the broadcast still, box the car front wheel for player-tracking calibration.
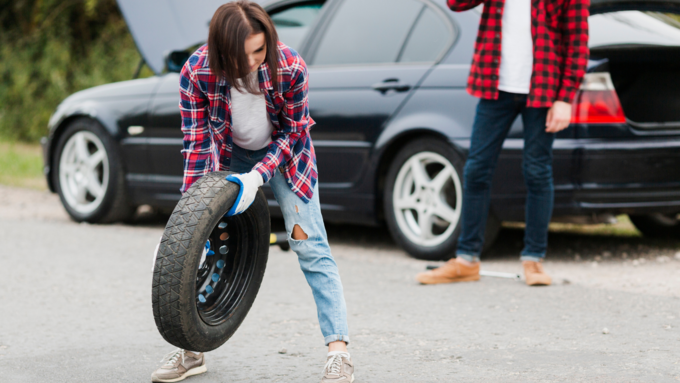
[52,118,134,223]
[384,138,499,260]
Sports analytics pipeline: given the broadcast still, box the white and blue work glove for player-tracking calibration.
[225,170,264,216]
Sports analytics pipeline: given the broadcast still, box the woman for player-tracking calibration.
[150,2,353,383]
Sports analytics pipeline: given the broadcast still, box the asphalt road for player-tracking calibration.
[1,186,679,382]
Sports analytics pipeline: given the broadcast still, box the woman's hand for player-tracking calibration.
[545,100,573,133]
[225,171,264,216]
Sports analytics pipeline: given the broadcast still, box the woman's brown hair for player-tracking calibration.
[208,0,279,94]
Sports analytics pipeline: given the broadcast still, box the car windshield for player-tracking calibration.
[271,4,323,51]
[590,11,680,48]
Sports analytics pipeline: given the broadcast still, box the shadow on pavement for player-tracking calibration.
[487,227,679,262]
[127,209,679,262]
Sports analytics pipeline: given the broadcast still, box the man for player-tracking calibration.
[417,0,589,286]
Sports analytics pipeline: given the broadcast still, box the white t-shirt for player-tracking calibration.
[498,0,534,94]
[230,72,274,150]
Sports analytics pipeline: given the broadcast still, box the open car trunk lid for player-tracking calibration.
[588,1,680,128]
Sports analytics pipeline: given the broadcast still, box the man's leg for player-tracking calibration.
[456,93,523,260]
[417,92,522,284]
[520,106,554,286]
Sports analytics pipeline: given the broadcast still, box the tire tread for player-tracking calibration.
[151,171,269,351]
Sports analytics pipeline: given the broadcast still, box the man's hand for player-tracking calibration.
[545,101,573,133]
[225,171,264,216]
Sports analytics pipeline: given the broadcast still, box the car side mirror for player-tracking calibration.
[165,51,190,73]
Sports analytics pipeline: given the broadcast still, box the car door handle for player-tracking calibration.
[371,79,411,94]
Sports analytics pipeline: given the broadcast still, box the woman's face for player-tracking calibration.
[244,32,267,73]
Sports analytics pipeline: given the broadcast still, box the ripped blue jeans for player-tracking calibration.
[230,144,349,346]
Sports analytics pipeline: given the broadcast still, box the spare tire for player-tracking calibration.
[152,171,270,352]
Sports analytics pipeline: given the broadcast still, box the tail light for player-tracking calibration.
[570,72,626,124]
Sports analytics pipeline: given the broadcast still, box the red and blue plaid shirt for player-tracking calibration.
[179,42,317,202]
[448,0,590,107]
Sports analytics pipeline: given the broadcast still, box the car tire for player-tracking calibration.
[52,118,134,223]
[384,138,500,261]
[152,171,270,352]
[629,213,680,238]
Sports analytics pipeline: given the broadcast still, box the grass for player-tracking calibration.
[0,141,47,189]
[0,14,154,143]
[504,215,641,237]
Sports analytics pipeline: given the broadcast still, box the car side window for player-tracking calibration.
[398,6,454,63]
[311,0,423,66]
[271,4,323,52]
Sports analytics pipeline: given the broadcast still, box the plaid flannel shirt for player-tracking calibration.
[179,42,317,203]
[447,0,590,107]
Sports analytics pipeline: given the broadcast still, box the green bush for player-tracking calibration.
[0,0,152,143]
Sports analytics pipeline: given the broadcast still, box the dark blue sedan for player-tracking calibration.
[42,0,680,259]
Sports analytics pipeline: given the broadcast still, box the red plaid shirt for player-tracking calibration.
[179,42,317,203]
[447,0,590,107]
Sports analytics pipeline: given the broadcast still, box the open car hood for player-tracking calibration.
[117,0,267,74]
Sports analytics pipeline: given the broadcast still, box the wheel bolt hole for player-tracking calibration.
[220,232,229,241]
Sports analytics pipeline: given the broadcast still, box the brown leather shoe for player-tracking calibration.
[151,349,207,382]
[416,258,480,285]
[523,261,552,286]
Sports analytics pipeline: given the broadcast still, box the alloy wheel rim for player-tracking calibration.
[58,131,109,215]
[392,152,462,247]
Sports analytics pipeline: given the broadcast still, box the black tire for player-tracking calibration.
[152,171,270,352]
[384,138,500,260]
[52,118,134,223]
[629,213,680,238]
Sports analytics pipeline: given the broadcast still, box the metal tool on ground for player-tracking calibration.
[425,265,520,280]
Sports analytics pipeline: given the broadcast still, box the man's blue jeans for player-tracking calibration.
[230,144,349,346]
[456,91,555,262]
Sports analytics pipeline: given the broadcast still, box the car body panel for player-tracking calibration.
[590,0,680,13]
[44,0,680,224]
[43,76,161,191]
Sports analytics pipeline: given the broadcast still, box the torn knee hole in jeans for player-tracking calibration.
[291,224,308,241]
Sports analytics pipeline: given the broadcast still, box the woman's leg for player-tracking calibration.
[268,172,350,348]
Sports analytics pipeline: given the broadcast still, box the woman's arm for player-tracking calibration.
[446,0,485,12]
[252,54,312,183]
[179,61,212,194]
